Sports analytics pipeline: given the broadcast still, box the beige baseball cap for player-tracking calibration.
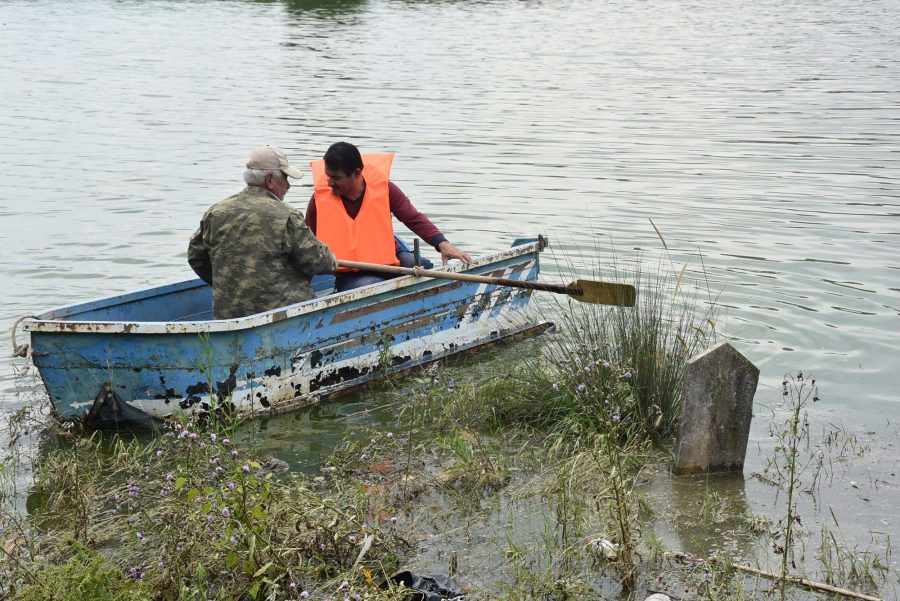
[246,146,304,179]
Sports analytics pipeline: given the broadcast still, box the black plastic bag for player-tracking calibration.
[83,383,164,432]
[380,571,464,600]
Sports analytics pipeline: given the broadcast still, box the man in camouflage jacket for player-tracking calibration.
[188,146,337,319]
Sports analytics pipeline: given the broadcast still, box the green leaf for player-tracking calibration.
[196,563,207,579]
[249,461,262,469]
[225,552,238,570]
[174,476,187,490]
[251,505,267,521]
[186,488,200,502]
[252,561,273,578]
[248,581,260,598]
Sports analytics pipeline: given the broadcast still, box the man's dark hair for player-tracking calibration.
[323,141,363,176]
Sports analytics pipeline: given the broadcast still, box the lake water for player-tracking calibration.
[1,0,899,590]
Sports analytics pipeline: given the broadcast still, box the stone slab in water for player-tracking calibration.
[674,341,759,475]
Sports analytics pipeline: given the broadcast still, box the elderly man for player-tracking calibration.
[305,141,472,292]
[188,146,336,319]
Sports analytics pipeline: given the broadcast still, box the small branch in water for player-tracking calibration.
[667,551,884,601]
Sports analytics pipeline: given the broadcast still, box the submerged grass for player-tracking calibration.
[1,418,413,600]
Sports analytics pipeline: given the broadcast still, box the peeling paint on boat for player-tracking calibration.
[23,239,548,422]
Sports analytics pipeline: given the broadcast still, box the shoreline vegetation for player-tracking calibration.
[1,248,897,600]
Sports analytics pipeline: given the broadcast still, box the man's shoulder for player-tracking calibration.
[206,187,288,217]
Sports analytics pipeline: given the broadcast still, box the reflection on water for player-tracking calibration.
[281,0,368,15]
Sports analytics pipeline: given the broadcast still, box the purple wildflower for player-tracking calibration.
[190,432,198,440]
[231,450,239,459]
[612,414,620,422]
[166,473,175,482]
[210,433,217,442]
[552,383,559,391]
[156,449,163,457]
[623,371,632,379]
[386,432,394,439]
[577,383,587,394]
[301,592,309,599]
[704,571,712,581]
[228,481,235,491]
[230,536,237,546]
[222,438,230,446]
[349,534,357,543]
[199,442,207,449]
[207,514,215,523]
[221,507,230,517]
[242,464,250,473]
[390,516,398,524]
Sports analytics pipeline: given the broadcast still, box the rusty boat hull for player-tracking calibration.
[23,239,549,425]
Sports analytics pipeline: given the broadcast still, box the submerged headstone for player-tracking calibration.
[674,341,759,475]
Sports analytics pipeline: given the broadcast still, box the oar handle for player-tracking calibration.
[337,260,574,294]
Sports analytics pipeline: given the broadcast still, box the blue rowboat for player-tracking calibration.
[20,238,550,428]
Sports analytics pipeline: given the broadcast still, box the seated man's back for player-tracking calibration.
[188,146,336,319]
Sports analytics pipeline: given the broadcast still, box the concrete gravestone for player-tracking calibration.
[674,341,759,475]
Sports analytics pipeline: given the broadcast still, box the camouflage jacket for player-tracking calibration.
[188,186,337,319]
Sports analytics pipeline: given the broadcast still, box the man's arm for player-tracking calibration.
[304,194,317,233]
[187,226,213,284]
[388,182,472,264]
[283,211,337,275]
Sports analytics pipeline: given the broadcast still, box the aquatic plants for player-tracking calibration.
[1,418,411,600]
[538,242,720,444]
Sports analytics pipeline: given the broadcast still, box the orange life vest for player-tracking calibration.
[310,153,399,270]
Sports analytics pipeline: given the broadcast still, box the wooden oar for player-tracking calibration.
[337,260,636,306]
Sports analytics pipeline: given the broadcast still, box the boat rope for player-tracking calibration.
[10,315,39,376]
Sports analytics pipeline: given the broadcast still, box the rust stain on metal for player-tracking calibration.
[452,302,470,319]
[362,313,442,342]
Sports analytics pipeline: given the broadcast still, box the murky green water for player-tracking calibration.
[1,0,899,595]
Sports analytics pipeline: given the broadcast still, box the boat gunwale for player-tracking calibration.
[23,241,542,335]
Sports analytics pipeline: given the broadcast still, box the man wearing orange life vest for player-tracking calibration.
[306,141,472,292]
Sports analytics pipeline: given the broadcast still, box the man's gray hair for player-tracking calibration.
[243,168,285,187]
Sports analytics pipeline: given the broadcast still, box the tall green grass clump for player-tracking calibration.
[409,242,718,450]
[539,243,719,444]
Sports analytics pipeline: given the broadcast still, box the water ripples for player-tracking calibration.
[0,0,898,424]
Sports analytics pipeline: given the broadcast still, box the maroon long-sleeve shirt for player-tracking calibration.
[305,182,447,251]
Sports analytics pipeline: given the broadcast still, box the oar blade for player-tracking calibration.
[571,280,637,306]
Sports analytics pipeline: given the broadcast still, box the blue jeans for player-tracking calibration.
[335,250,435,292]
